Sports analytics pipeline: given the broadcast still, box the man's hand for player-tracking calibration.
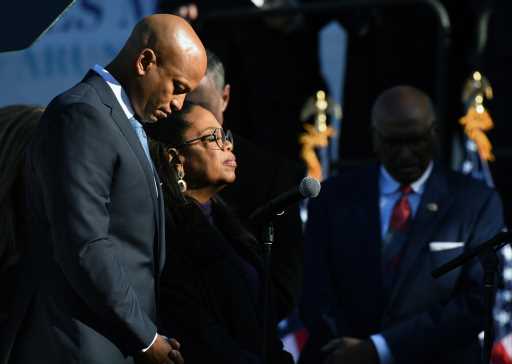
[322,337,378,364]
[166,338,184,364]
[136,335,184,364]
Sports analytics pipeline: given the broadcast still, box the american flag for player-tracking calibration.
[455,71,511,364]
[492,245,512,364]
[278,310,309,362]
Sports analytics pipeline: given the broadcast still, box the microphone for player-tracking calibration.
[249,176,321,223]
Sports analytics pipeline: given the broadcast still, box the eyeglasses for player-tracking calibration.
[178,128,234,150]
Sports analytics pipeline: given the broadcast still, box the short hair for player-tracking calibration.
[371,85,435,128]
[206,49,225,92]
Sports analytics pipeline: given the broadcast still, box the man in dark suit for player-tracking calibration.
[16,14,206,364]
[300,86,505,364]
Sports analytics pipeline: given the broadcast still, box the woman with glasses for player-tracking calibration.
[145,101,294,364]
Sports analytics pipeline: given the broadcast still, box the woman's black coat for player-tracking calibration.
[159,199,296,364]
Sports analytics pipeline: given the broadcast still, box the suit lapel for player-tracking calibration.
[111,107,160,201]
[342,165,384,311]
[363,166,386,312]
[156,175,165,272]
[83,72,163,263]
[387,165,454,308]
[358,166,382,275]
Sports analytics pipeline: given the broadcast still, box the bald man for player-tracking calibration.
[16,14,206,364]
[300,86,504,364]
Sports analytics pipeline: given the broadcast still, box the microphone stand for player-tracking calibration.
[247,177,321,362]
[432,231,509,364]
[480,248,499,364]
[261,219,275,364]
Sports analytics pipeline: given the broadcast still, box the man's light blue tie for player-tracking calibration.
[132,121,152,165]
[130,119,158,197]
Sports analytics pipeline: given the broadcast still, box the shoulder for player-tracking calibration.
[165,202,224,257]
[37,102,113,150]
[426,165,504,225]
[165,202,206,241]
[40,82,114,138]
[45,72,112,122]
[438,166,499,202]
[52,72,105,107]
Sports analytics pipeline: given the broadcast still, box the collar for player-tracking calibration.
[92,64,136,121]
[198,200,213,217]
[380,161,433,195]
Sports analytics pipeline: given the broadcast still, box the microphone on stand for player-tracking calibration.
[249,176,320,361]
[249,176,321,223]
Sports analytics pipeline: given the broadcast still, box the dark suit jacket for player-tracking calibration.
[13,71,165,364]
[300,163,504,364]
[159,199,294,364]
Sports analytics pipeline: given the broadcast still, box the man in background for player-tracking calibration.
[300,85,504,364]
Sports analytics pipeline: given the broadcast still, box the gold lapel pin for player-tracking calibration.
[427,203,438,212]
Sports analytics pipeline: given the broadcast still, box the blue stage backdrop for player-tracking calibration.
[0,0,156,107]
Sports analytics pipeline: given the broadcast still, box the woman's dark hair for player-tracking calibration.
[146,101,196,209]
[145,102,259,251]
[0,105,44,274]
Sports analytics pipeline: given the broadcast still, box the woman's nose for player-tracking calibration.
[224,139,234,151]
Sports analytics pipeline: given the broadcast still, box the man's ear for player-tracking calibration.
[221,84,231,112]
[136,48,157,76]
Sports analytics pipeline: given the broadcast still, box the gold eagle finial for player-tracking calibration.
[459,71,495,161]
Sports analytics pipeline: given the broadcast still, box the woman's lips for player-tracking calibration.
[223,159,237,167]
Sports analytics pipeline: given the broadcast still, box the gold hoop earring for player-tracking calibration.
[176,164,187,193]
[167,148,187,193]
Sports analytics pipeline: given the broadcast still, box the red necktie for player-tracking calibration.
[389,185,413,232]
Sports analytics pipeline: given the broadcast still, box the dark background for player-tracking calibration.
[160,0,511,224]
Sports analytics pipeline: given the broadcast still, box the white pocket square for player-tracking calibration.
[429,241,465,251]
